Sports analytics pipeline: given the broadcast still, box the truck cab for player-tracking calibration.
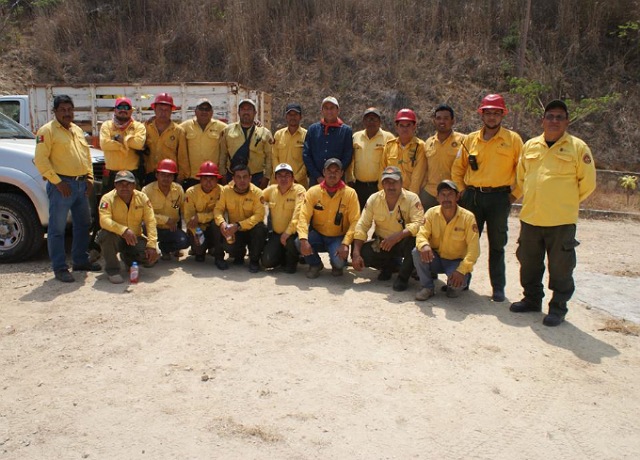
[0,95,31,131]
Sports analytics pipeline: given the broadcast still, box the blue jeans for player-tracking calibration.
[46,179,91,272]
[296,230,346,269]
[157,228,190,254]
[411,247,469,290]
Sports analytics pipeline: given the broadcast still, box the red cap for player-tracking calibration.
[115,97,132,108]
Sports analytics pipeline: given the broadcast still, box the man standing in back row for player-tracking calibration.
[510,100,596,327]
[34,94,101,282]
[272,103,308,188]
[451,94,523,302]
[303,96,353,186]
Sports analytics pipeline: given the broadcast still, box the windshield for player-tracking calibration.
[0,112,35,139]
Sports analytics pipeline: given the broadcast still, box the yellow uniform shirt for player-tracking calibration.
[213,183,265,230]
[272,126,308,187]
[99,119,146,172]
[141,181,184,229]
[297,184,360,244]
[422,131,466,197]
[183,183,223,230]
[349,128,394,183]
[180,118,227,179]
[34,120,93,184]
[219,123,274,178]
[263,183,306,235]
[99,189,157,249]
[354,189,424,240]
[416,205,480,275]
[144,121,190,181]
[380,137,427,194]
[517,132,596,227]
[451,126,523,198]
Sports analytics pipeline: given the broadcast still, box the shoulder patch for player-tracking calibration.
[582,153,592,164]
[260,196,265,204]
[99,202,108,209]
[472,223,479,233]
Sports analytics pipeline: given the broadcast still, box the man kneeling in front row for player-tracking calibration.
[352,166,424,291]
[97,170,159,284]
[411,180,479,300]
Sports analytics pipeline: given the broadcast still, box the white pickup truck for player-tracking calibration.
[0,82,272,135]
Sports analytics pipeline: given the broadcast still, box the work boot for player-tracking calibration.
[54,269,74,283]
[491,289,506,302]
[415,287,434,301]
[377,269,392,281]
[331,267,344,277]
[392,276,409,292]
[509,299,542,313]
[543,313,565,327]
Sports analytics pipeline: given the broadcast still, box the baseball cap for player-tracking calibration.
[115,97,132,108]
[363,107,381,118]
[114,170,136,183]
[437,180,459,193]
[321,96,339,109]
[275,163,294,174]
[323,158,343,170]
[381,166,402,182]
[196,98,213,109]
[285,103,302,115]
[544,99,568,115]
[238,98,257,109]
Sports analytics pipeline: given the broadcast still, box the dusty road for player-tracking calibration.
[1,216,639,459]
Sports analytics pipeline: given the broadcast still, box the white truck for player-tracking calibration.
[0,82,272,135]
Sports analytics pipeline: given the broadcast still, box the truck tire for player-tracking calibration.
[0,193,45,263]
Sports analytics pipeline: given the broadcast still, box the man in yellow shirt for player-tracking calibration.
[272,103,308,188]
[352,166,424,291]
[214,164,268,273]
[141,159,189,261]
[219,99,273,189]
[99,97,146,192]
[296,158,360,278]
[34,95,100,282]
[180,98,227,190]
[349,107,394,210]
[412,180,480,300]
[183,161,226,269]
[261,163,306,273]
[420,104,466,209]
[143,92,189,185]
[380,109,427,194]
[451,94,523,302]
[510,100,596,327]
[97,170,158,284]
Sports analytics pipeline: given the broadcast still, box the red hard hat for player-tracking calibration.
[477,94,508,115]
[156,159,178,174]
[395,108,417,123]
[151,92,177,110]
[196,161,223,179]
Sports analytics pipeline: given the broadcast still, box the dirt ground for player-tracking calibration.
[1,216,639,460]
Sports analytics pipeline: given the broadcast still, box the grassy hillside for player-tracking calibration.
[2,0,639,170]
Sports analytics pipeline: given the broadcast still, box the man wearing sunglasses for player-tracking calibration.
[99,97,146,193]
[451,94,523,303]
[510,100,596,327]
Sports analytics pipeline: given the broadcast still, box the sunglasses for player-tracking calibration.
[116,104,132,110]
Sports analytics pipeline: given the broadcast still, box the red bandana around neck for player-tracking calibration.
[321,117,344,135]
[112,115,133,131]
[320,180,346,194]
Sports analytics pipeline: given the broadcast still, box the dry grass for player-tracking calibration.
[3,0,640,170]
[598,319,640,335]
[582,188,640,214]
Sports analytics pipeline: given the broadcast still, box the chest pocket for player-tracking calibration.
[552,152,576,176]
[186,130,197,140]
[206,130,221,141]
[163,134,178,152]
[496,143,514,157]
[283,198,296,211]
[242,198,255,213]
[451,227,466,241]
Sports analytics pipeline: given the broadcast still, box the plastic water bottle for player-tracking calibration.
[195,227,205,246]
[225,224,235,244]
[129,262,139,284]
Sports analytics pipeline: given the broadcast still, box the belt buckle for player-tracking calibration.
[478,186,491,193]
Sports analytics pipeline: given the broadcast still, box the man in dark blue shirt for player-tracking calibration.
[303,96,353,186]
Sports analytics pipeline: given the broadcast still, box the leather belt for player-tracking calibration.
[467,185,511,193]
[59,174,88,181]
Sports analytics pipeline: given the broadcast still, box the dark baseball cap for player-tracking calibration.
[285,103,302,115]
[544,99,568,115]
[381,166,402,181]
[437,180,459,193]
[363,107,381,118]
[114,170,136,183]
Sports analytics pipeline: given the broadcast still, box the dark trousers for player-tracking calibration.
[361,236,416,281]
[157,228,190,254]
[261,232,299,269]
[353,180,378,211]
[516,221,578,316]
[224,222,267,263]
[460,188,510,291]
[190,224,224,259]
[418,189,439,211]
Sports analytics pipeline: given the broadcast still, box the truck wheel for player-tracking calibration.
[0,193,45,263]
